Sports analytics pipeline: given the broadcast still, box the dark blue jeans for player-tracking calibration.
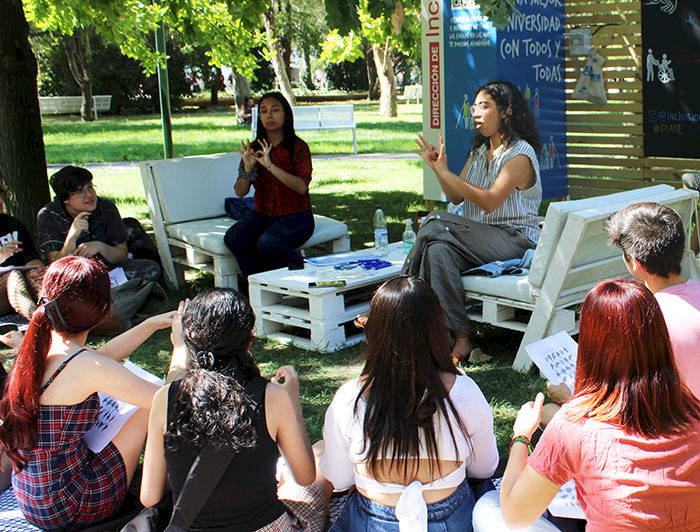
[224,210,314,276]
[329,478,476,532]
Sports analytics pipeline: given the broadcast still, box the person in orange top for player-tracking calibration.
[472,279,700,531]
[224,92,314,276]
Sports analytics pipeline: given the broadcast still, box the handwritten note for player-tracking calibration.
[83,361,163,453]
[548,480,585,519]
[524,330,577,394]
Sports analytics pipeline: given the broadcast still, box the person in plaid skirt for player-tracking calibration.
[0,256,182,530]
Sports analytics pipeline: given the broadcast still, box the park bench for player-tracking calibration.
[38,95,112,119]
[252,104,357,154]
[139,152,351,290]
[401,84,422,104]
[460,185,699,371]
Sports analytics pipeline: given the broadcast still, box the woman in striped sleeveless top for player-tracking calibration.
[409,80,542,363]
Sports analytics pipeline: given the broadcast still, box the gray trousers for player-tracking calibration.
[401,211,535,334]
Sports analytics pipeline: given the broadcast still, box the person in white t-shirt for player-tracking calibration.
[320,276,498,532]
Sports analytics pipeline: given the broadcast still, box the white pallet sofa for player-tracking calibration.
[139,152,351,290]
[460,185,699,371]
[38,95,112,119]
[252,104,357,153]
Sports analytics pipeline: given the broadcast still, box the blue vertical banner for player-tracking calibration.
[421,0,567,200]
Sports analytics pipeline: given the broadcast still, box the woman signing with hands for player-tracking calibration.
[225,92,315,276]
[404,80,542,365]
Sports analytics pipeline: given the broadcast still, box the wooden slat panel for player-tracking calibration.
[566,4,639,15]
[568,167,643,179]
[566,13,641,25]
[567,145,643,156]
[567,156,644,168]
[568,124,643,134]
[566,79,641,89]
[568,177,646,189]
[566,116,641,126]
[567,102,642,112]
[645,158,700,170]
[567,135,644,145]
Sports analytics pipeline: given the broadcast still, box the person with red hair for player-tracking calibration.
[472,279,700,531]
[0,256,183,531]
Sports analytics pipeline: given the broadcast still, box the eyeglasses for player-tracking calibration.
[70,184,96,198]
[469,102,492,115]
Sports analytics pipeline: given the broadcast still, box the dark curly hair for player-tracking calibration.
[164,288,261,451]
[470,80,542,155]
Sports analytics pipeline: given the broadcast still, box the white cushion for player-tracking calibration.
[528,185,675,288]
[148,152,243,224]
[167,214,348,256]
[462,274,534,303]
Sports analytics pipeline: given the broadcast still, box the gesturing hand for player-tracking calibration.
[67,211,90,243]
[240,140,257,170]
[74,241,104,257]
[170,299,188,349]
[0,240,23,263]
[252,138,273,170]
[512,392,545,440]
[414,134,449,175]
[271,365,300,400]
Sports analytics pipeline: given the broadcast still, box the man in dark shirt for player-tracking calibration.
[37,166,160,281]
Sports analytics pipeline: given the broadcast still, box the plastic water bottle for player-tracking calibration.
[373,206,389,257]
[402,219,416,254]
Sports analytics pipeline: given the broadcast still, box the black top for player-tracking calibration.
[164,376,286,531]
[0,214,40,267]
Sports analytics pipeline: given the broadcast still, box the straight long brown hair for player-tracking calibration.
[567,280,700,437]
[356,276,468,480]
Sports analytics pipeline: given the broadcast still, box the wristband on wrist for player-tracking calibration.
[509,435,533,455]
[238,162,258,183]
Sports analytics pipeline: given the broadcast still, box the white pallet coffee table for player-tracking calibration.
[249,243,406,351]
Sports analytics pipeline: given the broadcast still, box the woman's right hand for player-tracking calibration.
[414,134,449,175]
[170,299,188,349]
[271,365,300,400]
[240,140,256,171]
[0,240,22,263]
[512,392,545,440]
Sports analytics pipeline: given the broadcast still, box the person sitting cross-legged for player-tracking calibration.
[37,165,161,282]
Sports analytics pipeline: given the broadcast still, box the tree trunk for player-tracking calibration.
[0,0,50,235]
[365,45,379,100]
[262,6,296,105]
[303,47,314,90]
[63,29,94,122]
[372,40,397,117]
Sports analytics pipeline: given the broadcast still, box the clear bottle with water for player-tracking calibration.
[402,219,416,254]
[373,206,389,257]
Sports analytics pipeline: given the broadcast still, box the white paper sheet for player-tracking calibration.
[108,267,128,287]
[548,480,585,519]
[83,361,164,453]
[525,330,578,394]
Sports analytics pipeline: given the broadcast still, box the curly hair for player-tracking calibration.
[470,80,542,155]
[164,288,261,451]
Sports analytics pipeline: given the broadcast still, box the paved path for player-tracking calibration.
[46,152,419,173]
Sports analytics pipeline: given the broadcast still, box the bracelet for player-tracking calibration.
[238,162,258,183]
[509,435,533,455]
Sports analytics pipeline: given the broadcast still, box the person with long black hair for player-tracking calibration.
[409,80,542,363]
[320,276,499,531]
[224,91,315,275]
[140,288,328,531]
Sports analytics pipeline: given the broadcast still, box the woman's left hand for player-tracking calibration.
[512,392,544,440]
[253,138,273,170]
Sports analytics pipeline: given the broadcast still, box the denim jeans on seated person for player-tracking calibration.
[329,478,476,532]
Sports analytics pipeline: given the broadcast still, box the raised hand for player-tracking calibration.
[67,211,90,244]
[0,240,23,263]
[240,140,257,170]
[271,365,300,400]
[252,138,273,170]
[512,392,545,440]
[414,134,449,175]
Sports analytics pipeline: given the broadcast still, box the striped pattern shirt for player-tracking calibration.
[461,138,542,244]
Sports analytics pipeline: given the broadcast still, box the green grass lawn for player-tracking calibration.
[37,105,545,455]
[43,102,423,164]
